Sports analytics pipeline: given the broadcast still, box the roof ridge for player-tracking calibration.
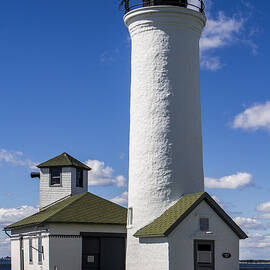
[41,193,88,223]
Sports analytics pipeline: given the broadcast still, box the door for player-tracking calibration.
[194,240,214,270]
[100,238,125,270]
[82,238,100,270]
[82,236,126,270]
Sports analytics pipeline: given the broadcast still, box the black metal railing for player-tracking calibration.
[120,0,205,14]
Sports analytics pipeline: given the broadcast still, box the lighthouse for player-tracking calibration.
[124,1,247,270]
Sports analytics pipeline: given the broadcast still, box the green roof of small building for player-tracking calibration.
[37,152,91,170]
[134,192,248,239]
[5,192,127,230]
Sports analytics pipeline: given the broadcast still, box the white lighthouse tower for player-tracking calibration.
[124,1,247,270]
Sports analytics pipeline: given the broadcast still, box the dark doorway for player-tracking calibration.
[82,233,126,270]
[194,240,215,270]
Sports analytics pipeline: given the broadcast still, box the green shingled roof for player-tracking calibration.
[134,192,247,239]
[5,192,127,230]
[37,152,91,170]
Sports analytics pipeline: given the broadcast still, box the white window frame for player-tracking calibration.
[128,207,133,226]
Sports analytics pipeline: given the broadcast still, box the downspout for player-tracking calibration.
[3,229,11,238]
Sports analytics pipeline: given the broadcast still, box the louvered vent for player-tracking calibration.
[197,251,212,263]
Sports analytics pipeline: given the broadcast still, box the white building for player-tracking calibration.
[6,1,247,270]
[124,1,247,270]
[5,153,127,270]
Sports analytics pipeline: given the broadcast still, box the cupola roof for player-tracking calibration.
[37,152,91,171]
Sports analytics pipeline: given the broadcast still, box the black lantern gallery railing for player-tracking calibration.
[120,0,205,14]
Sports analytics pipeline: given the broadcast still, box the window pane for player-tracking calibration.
[200,218,209,231]
[128,208,133,225]
[51,169,61,177]
[198,244,211,251]
[29,238,33,263]
[76,169,83,187]
[50,168,61,186]
[38,237,42,264]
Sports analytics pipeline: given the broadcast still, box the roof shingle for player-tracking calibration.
[37,152,91,170]
[134,192,247,239]
[5,192,127,230]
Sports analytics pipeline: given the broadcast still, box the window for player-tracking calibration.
[38,237,43,264]
[29,238,33,263]
[128,207,133,226]
[50,167,61,186]
[200,217,209,231]
[76,168,83,188]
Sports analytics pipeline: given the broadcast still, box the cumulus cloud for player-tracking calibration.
[205,172,252,189]
[0,235,10,257]
[240,233,270,259]
[234,217,266,231]
[200,11,244,71]
[85,160,127,187]
[0,205,38,256]
[0,149,37,169]
[256,201,270,213]
[232,101,270,131]
[110,192,128,206]
[256,213,270,220]
[0,205,38,228]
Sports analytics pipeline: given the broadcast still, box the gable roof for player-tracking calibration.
[134,192,247,239]
[5,192,127,230]
[37,152,91,170]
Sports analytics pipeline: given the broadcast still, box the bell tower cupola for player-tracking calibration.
[36,152,91,209]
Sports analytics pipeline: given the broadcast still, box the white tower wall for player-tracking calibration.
[124,6,206,270]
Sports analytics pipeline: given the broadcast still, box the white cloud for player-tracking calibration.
[85,160,127,187]
[256,213,270,220]
[234,217,266,231]
[232,101,270,131]
[0,205,38,256]
[256,201,270,213]
[205,172,252,189]
[0,205,38,228]
[200,11,244,71]
[0,235,10,257]
[0,149,37,169]
[240,233,270,259]
[110,192,128,206]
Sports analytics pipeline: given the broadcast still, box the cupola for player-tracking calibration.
[36,152,91,209]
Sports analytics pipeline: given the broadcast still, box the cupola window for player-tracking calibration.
[50,167,61,186]
[76,168,84,188]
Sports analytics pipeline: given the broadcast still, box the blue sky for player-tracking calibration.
[0,0,270,259]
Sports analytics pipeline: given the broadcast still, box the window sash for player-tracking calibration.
[38,237,42,264]
[50,168,61,186]
[200,218,209,231]
[76,169,83,187]
[29,238,33,263]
